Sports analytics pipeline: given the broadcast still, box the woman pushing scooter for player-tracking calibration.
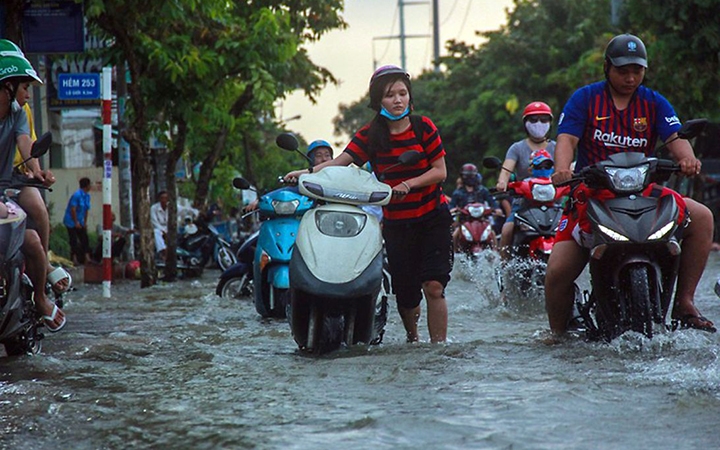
[285,65,453,344]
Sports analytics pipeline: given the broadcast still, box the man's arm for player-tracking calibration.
[666,133,702,177]
[551,133,579,185]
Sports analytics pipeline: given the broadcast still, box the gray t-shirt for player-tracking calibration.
[0,102,29,182]
[504,139,556,181]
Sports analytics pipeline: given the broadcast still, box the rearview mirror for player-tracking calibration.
[233,177,251,190]
[31,132,52,159]
[398,150,423,166]
[482,156,502,170]
[677,119,708,140]
[276,133,299,151]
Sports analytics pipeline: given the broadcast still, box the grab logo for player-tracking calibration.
[0,65,19,76]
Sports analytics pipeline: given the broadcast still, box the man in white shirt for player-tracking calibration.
[150,191,169,259]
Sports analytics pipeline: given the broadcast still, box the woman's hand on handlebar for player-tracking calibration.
[283,169,307,185]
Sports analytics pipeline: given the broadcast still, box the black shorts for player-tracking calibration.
[382,208,454,309]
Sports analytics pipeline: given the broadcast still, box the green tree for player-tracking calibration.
[84,0,346,286]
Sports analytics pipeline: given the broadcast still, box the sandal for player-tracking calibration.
[42,304,67,333]
[671,314,717,333]
[48,266,72,295]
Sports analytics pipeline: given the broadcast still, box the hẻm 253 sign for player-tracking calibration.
[57,73,101,100]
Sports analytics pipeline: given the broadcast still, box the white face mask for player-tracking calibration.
[525,121,550,139]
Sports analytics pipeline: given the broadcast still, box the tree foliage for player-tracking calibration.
[83,0,346,286]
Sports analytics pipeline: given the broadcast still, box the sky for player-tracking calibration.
[277,0,515,148]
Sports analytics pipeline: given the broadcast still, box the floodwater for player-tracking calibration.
[1,252,719,450]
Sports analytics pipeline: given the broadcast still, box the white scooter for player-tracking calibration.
[276,133,421,354]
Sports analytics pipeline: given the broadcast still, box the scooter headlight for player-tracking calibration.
[467,205,486,218]
[648,220,675,241]
[315,211,367,237]
[605,164,649,193]
[531,184,556,202]
[598,224,629,241]
[272,199,299,215]
[461,225,473,242]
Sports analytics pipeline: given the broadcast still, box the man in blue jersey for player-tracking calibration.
[545,33,715,335]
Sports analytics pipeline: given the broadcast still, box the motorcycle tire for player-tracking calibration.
[219,273,252,299]
[270,287,289,318]
[627,265,654,338]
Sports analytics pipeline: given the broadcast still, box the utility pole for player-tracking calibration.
[372,0,431,70]
[432,0,440,71]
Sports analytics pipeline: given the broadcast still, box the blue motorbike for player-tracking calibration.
[234,178,314,318]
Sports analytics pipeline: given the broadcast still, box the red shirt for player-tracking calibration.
[344,115,447,223]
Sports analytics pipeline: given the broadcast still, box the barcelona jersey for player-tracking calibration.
[557,81,681,172]
[344,115,447,223]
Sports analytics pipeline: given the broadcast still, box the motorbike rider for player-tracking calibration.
[496,101,556,260]
[546,33,715,336]
[0,48,65,331]
[285,64,452,344]
[306,139,333,166]
[243,139,334,214]
[449,163,502,252]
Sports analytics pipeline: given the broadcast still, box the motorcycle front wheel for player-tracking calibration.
[219,273,252,299]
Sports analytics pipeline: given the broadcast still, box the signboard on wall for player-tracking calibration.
[21,0,85,54]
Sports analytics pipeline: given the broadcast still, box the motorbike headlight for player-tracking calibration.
[315,211,366,237]
[648,221,675,241]
[598,224,629,241]
[461,225,473,242]
[272,199,299,215]
[531,184,556,202]
[605,164,649,193]
[467,205,486,218]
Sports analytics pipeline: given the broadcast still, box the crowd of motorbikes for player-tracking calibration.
[211,119,712,353]
[4,121,709,358]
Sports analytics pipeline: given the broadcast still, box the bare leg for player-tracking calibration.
[499,222,514,260]
[18,187,50,254]
[22,230,65,329]
[422,280,448,343]
[544,240,587,335]
[398,305,420,342]
[672,199,714,327]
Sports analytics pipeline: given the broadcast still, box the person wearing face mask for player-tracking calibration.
[284,65,452,344]
[495,101,556,260]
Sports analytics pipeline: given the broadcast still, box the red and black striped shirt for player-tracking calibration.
[344,115,447,223]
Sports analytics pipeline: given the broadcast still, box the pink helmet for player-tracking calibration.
[522,101,553,119]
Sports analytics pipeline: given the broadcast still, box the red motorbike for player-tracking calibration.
[504,177,569,262]
[454,202,497,258]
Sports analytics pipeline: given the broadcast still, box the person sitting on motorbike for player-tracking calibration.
[151,191,170,260]
[244,139,333,213]
[306,139,333,167]
[0,50,65,331]
[546,33,715,336]
[449,163,502,253]
[496,101,557,260]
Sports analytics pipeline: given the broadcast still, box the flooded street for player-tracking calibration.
[2,253,720,450]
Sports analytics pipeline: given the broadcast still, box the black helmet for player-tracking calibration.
[368,64,411,111]
[604,34,647,68]
[461,163,479,186]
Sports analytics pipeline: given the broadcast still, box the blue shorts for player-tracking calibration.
[504,199,522,224]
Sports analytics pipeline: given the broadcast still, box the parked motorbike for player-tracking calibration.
[162,217,237,278]
[563,119,707,341]
[453,202,497,257]
[276,132,422,354]
[234,175,315,318]
[0,133,57,356]
[216,229,257,299]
